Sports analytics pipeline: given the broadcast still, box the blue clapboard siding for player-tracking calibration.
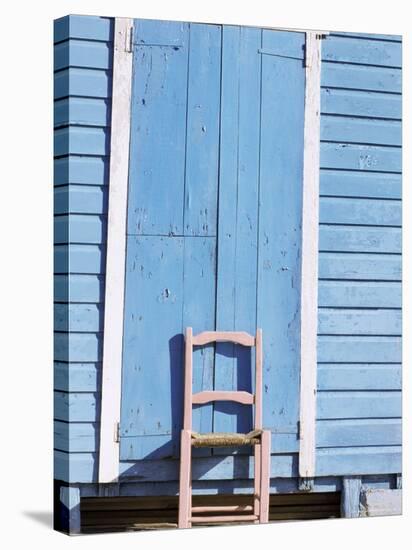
[319,225,401,253]
[55,332,102,362]
[54,362,100,392]
[54,97,111,127]
[54,275,105,303]
[54,421,98,452]
[321,143,401,172]
[320,170,401,199]
[320,197,401,226]
[54,15,113,43]
[317,419,401,447]
[322,36,402,67]
[321,63,401,94]
[54,244,106,274]
[54,446,401,483]
[54,156,109,186]
[317,391,401,419]
[54,304,103,332]
[319,281,401,308]
[318,336,401,363]
[54,40,112,71]
[319,252,401,281]
[318,365,401,390]
[54,391,100,422]
[54,186,107,215]
[321,116,401,146]
[54,215,106,244]
[54,15,113,484]
[318,309,401,335]
[330,32,401,42]
[317,33,402,459]
[54,127,109,156]
[54,68,112,99]
[321,89,401,119]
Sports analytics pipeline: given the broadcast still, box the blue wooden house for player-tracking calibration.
[54,14,402,533]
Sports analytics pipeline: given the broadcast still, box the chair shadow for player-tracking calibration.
[22,510,53,529]
[119,333,257,491]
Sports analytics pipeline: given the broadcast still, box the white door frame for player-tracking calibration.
[98,23,323,483]
[98,17,134,483]
[299,31,323,479]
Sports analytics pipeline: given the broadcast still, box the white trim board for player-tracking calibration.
[98,17,134,483]
[299,32,322,479]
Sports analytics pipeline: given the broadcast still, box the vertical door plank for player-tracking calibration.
[214,26,241,436]
[257,30,306,446]
[183,237,217,441]
[127,21,189,236]
[183,24,221,236]
[214,26,261,437]
[120,236,184,459]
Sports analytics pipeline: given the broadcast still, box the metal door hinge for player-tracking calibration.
[114,421,120,443]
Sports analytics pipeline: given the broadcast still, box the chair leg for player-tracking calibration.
[259,430,271,523]
[253,442,261,522]
[178,429,192,528]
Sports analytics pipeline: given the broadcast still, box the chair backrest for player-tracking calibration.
[183,328,263,431]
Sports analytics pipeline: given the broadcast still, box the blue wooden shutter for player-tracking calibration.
[120,21,306,461]
[120,20,220,460]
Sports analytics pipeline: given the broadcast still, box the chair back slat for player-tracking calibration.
[183,328,263,431]
[192,390,254,405]
[192,331,255,347]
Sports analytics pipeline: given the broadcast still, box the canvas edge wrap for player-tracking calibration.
[299,32,322,479]
[98,17,134,483]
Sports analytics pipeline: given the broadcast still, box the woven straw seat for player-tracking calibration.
[191,429,262,447]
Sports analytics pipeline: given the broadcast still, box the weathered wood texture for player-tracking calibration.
[54,15,114,484]
[120,23,306,462]
[316,32,402,475]
[54,17,402,486]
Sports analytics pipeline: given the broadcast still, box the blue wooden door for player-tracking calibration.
[120,19,306,461]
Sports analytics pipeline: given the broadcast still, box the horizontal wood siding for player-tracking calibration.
[316,32,402,472]
[53,19,402,483]
[54,15,113,483]
[54,446,401,484]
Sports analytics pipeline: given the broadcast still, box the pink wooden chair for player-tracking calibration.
[178,328,271,528]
